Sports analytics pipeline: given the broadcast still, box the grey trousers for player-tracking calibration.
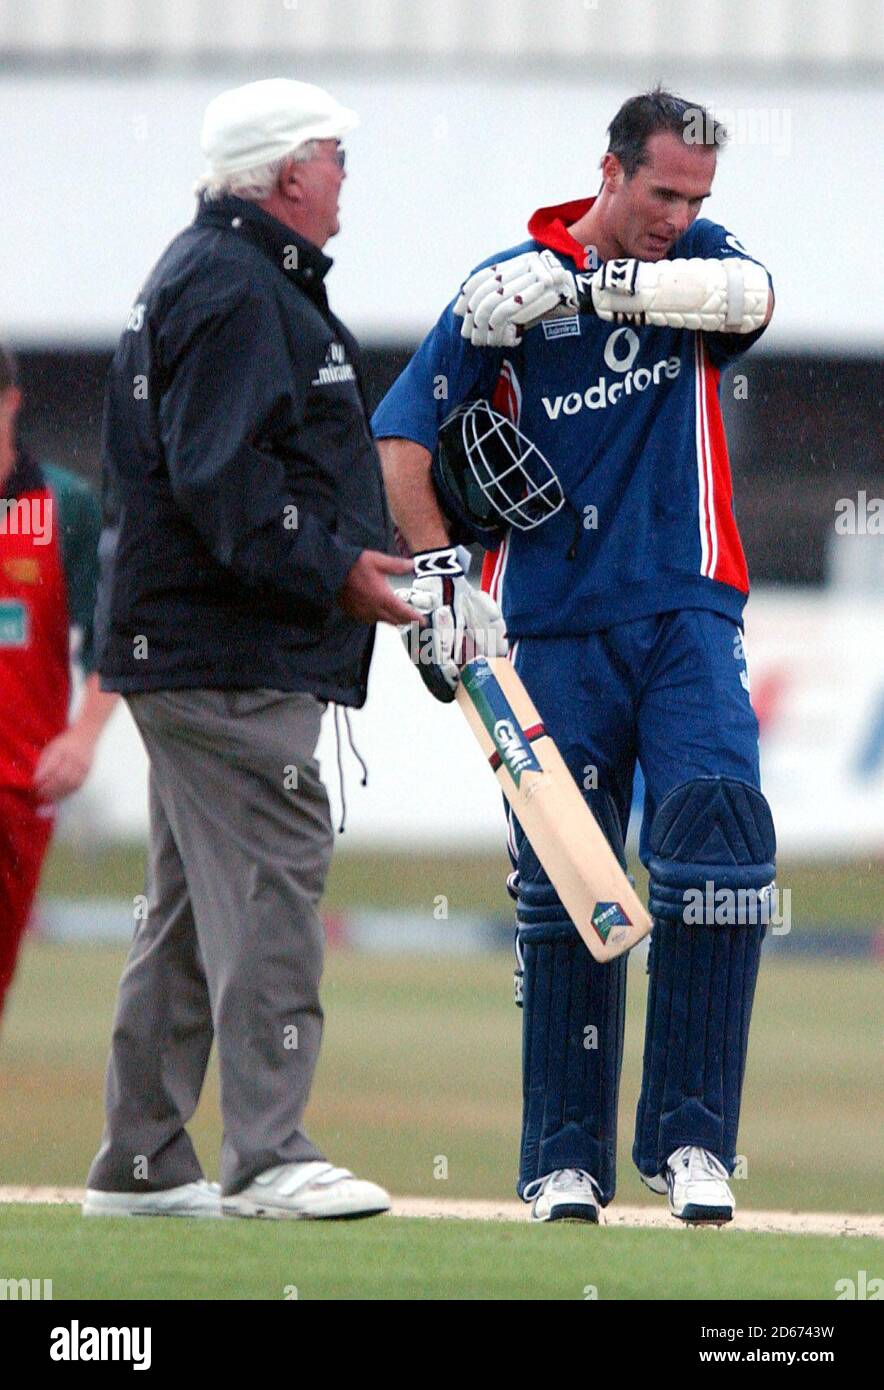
[86,688,334,1196]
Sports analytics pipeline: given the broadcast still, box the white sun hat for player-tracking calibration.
[200,78,359,177]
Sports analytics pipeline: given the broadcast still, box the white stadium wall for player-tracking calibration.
[0,70,882,351]
[1,0,880,68]
[60,590,884,856]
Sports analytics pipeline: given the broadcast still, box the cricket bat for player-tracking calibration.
[456,655,652,962]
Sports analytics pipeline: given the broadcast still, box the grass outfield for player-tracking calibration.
[1,946,881,1215]
[0,1206,878,1300]
[41,843,884,925]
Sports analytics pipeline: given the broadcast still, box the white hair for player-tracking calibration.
[195,140,319,202]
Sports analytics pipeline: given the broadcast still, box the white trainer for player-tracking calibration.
[82,1179,222,1218]
[646,1146,735,1224]
[222,1161,391,1221]
[525,1168,601,1223]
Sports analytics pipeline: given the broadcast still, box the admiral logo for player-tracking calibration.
[542,327,680,418]
[542,315,581,340]
[312,341,356,386]
[493,719,533,778]
[125,302,145,332]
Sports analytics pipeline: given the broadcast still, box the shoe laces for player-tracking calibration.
[524,1168,599,1200]
[671,1146,729,1184]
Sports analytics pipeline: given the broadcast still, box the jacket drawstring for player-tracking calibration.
[332,704,369,834]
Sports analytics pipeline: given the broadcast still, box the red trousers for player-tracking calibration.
[0,790,54,1018]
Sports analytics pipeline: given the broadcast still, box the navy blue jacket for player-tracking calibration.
[95,195,392,705]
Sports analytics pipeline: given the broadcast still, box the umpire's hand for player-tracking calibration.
[339,550,420,625]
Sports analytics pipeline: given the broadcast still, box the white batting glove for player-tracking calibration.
[401,547,508,702]
[587,256,770,332]
[453,250,769,342]
[454,250,579,347]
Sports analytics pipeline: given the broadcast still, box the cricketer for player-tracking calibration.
[375,88,777,1224]
[0,343,117,1023]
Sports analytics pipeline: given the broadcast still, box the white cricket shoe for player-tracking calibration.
[525,1168,601,1223]
[82,1179,222,1218]
[643,1146,734,1224]
[222,1161,391,1221]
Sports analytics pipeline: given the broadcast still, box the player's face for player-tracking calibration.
[610,132,716,260]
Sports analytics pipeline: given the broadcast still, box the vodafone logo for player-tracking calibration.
[603,327,640,372]
[542,327,680,420]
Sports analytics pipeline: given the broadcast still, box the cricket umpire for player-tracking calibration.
[84,79,416,1219]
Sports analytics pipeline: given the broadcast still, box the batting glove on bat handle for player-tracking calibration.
[400,547,508,702]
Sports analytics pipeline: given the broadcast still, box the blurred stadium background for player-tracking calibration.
[1,1,881,1219]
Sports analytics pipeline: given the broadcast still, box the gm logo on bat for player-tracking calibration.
[493,719,534,781]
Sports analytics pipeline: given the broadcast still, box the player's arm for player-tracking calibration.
[373,297,486,554]
[378,435,508,704]
[377,437,450,554]
[373,311,507,702]
[681,220,774,362]
[454,248,771,343]
[33,674,118,803]
[32,471,118,803]
[574,253,771,332]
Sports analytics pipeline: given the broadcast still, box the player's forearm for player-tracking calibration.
[71,674,118,743]
[455,252,772,344]
[376,437,451,553]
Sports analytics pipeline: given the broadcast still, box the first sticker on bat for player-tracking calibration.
[493,719,536,783]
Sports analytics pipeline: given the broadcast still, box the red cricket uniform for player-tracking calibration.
[1,448,100,1016]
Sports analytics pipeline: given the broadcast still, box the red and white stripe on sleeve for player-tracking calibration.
[694,335,749,593]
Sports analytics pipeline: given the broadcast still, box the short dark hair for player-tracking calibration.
[0,342,17,393]
[607,86,728,178]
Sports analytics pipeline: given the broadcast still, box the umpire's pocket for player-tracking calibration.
[221,688,279,718]
[221,689,325,721]
[230,690,327,770]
